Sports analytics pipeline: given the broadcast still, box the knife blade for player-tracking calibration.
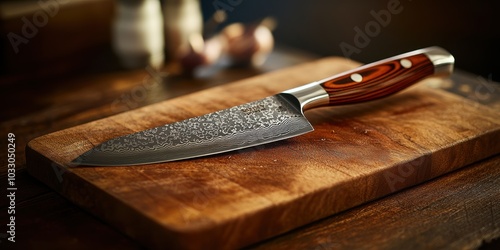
[72,46,454,166]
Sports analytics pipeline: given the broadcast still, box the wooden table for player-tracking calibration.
[1,47,499,249]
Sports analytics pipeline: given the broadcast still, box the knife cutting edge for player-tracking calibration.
[72,46,454,166]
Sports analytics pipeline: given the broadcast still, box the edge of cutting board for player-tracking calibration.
[26,57,500,249]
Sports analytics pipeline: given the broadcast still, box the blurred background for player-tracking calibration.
[1,0,499,83]
[206,0,500,81]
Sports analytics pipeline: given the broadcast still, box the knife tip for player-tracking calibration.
[69,158,84,167]
[69,151,94,167]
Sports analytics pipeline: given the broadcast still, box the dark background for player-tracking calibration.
[1,0,499,82]
[203,0,500,81]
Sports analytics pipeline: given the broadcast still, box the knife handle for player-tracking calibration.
[319,46,454,106]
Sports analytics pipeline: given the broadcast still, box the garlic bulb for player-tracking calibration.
[221,21,274,66]
[177,33,223,72]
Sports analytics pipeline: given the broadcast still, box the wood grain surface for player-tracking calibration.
[249,154,500,250]
[25,57,500,249]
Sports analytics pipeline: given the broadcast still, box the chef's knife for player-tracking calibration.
[72,46,454,166]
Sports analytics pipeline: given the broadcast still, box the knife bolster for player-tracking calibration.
[282,82,330,111]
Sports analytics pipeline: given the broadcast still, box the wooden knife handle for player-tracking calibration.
[320,47,454,106]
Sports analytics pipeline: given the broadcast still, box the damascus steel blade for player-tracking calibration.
[72,93,313,166]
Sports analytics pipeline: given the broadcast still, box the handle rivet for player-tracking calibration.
[350,73,363,83]
[400,59,412,68]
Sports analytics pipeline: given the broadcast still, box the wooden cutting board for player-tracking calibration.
[26,57,500,249]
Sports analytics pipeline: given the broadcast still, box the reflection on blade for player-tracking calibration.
[72,94,313,166]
